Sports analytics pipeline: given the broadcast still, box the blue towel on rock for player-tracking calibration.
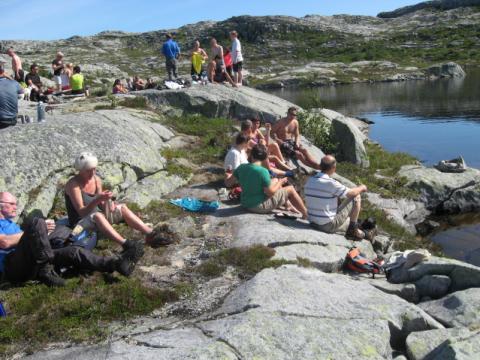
[170,197,219,212]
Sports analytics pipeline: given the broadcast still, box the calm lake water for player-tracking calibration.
[269,67,480,168]
[268,67,480,264]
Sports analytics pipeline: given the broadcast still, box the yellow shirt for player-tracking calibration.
[191,51,204,75]
[70,73,84,91]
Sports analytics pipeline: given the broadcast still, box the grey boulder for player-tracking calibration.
[406,328,480,360]
[138,85,298,122]
[0,109,175,218]
[332,115,369,167]
[388,256,480,292]
[419,288,480,328]
[415,275,451,299]
[425,62,466,78]
[398,165,480,214]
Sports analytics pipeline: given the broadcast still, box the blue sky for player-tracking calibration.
[0,0,420,40]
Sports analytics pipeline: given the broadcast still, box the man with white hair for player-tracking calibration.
[0,191,139,287]
[0,62,24,129]
[51,51,64,92]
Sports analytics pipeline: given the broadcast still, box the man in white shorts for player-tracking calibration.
[51,52,64,92]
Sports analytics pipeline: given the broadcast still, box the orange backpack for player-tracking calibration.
[344,247,383,278]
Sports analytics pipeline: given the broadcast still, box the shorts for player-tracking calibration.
[14,69,25,83]
[76,204,125,231]
[280,139,298,159]
[248,188,289,214]
[53,75,62,85]
[233,62,243,72]
[310,198,354,234]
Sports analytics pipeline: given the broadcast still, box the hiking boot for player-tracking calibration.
[37,264,65,287]
[145,225,177,248]
[121,239,144,263]
[115,254,135,277]
[346,223,365,241]
[364,227,378,242]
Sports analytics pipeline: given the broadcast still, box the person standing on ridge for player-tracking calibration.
[230,31,244,86]
[6,48,24,83]
[51,51,65,92]
[162,33,181,81]
[0,63,24,129]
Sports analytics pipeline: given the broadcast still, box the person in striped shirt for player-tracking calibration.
[305,155,367,240]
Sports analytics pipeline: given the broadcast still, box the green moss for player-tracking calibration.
[160,148,189,161]
[120,97,148,109]
[165,163,193,180]
[337,143,419,199]
[0,276,178,356]
[197,245,294,279]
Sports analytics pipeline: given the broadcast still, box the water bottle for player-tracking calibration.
[37,102,46,123]
[0,301,7,318]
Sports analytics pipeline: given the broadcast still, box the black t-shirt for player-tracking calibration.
[52,59,63,76]
[25,73,41,87]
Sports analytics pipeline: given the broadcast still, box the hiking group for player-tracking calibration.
[224,107,373,241]
[0,30,376,289]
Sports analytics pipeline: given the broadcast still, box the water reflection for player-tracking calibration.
[268,67,480,167]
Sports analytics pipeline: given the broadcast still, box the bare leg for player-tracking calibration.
[269,155,293,171]
[284,185,308,219]
[237,69,243,85]
[268,142,286,163]
[296,149,320,170]
[93,212,125,245]
[224,71,237,87]
[207,62,215,83]
[349,195,362,224]
[121,205,152,235]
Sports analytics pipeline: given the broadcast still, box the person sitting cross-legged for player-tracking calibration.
[225,145,307,218]
[0,192,138,287]
[64,152,172,252]
[305,155,367,240]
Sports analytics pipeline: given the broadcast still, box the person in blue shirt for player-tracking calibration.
[0,63,24,129]
[0,191,140,287]
[162,33,181,81]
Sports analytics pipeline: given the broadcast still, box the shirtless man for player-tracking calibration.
[271,107,320,170]
[7,48,23,83]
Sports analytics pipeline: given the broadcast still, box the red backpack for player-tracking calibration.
[344,247,383,278]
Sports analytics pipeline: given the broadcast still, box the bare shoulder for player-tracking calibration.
[65,176,79,193]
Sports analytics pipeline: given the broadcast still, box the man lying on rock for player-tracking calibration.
[271,107,321,171]
[225,144,307,218]
[0,192,138,287]
[64,152,171,251]
[305,155,368,240]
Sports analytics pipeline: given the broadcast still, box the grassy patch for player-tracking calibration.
[362,199,442,254]
[0,276,178,356]
[120,97,148,109]
[337,142,419,199]
[163,115,234,164]
[165,163,193,180]
[197,245,294,279]
[126,200,184,226]
[160,148,189,161]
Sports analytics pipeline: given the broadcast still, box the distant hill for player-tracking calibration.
[378,0,480,18]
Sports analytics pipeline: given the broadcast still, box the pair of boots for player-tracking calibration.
[38,240,145,287]
[346,221,377,242]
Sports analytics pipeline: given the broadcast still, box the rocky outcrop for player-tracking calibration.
[138,86,297,123]
[398,165,480,214]
[419,288,480,327]
[366,193,430,234]
[406,328,480,360]
[318,108,370,167]
[378,0,480,18]
[388,256,480,292]
[425,62,466,78]
[28,266,443,359]
[0,108,182,217]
